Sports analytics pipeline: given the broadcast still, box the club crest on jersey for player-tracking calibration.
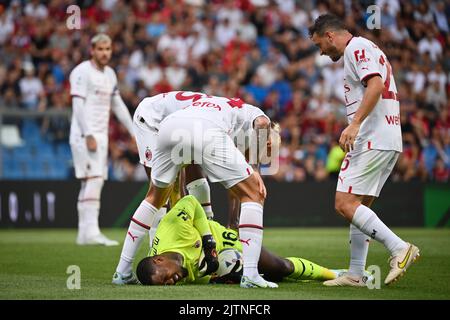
[145,147,152,161]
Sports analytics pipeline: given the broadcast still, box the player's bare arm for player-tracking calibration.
[251,116,271,198]
[339,75,384,152]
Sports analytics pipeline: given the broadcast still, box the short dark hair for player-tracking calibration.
[136,257,156,285]
[308,14,347,37]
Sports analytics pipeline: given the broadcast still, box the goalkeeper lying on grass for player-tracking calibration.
[133,195,348,286]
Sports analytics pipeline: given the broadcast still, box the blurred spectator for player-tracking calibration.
[18,62,46,111]
[0,0,448,183]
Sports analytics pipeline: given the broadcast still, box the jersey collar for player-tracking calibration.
[345,35,355,47]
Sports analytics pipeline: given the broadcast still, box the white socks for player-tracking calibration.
[116,200,158,275]
[239,202,264,279]
[77,178,104,239]
[352,204,408,256]
[186,178,213,219]
[348,224,370,276]
[77,181,87,236]
[149,206,167,248]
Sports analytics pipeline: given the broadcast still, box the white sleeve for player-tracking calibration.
[69,66,88,98]
[346,42,382,86]
[111,95,134,135]
[246,105,270,130]
[72,96,92,136]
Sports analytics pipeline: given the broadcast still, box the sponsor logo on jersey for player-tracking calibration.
[191,101,222,111]
[385,114,400,125]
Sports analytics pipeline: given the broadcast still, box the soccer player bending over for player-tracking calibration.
[114,95,279,288]
[309,14,419,286]
[136,195,343,286]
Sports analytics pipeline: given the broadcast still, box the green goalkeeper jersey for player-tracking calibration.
[150,195,242,284]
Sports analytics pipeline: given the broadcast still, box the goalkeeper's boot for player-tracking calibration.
[385,243,420,285]
[323,274,368,287]
[240,275,278,288]
[112,272,139,285]
[83,233,119,246]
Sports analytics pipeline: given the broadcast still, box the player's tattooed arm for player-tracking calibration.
[251,116,271,168]
[250,116,270,198]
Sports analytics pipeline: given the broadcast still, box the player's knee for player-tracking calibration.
[334,195,348,216]
[241,188,264,204]
[84,177,104,200]
[335,194,360,220]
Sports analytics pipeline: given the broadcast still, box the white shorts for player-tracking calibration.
[151,117,253,189]
[336,149,399,197]
[70,135,108,179]
[133,113,158,168]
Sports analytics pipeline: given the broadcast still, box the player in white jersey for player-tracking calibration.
[69,34,134,246]
[132,91,218,250]
[309,14,419,286]
[113,94,278,288]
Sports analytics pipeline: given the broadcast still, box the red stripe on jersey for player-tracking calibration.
[361,73,381,86]
[131,218,150,230]
[368,141,372,149]
[239,224,264,230]
[201,202,211,207]
[382,91,399,101]
[346,101,358,107]
[246,168,251,175]
[347,111,356,116]
[348,186,353,194]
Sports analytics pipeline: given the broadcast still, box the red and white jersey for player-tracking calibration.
[134,91,206,131]
[166,94,269,138]
[343,36,402,152]
[69,60,119,138]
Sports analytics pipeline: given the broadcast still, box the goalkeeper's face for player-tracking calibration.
[139,255,188,285]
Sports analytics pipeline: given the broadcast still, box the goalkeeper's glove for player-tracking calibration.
[199,235,219,276]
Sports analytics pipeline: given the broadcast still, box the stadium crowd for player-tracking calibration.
[0,0,448,182]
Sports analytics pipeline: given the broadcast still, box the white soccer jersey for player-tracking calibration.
[134,91,206,131]
[343,36,402,152]
[166,95,269,137]
[69,60,119,139]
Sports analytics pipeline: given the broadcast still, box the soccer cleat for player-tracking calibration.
[112,272,139,285]
[76,232,85,245]
[240,275,279,288]
[323,274,368,287]
[330,269,375,283]
[384,243,420,285]
[78,233,119,246]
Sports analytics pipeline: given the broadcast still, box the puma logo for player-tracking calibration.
[240,238,251,246]
[338,176,345,184]
[128,231,138,242]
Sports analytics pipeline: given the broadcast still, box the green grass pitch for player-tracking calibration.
[1,228,449,300]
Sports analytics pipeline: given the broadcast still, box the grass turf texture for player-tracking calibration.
[0,228,449,300]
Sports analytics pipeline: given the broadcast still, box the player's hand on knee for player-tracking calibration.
[254,171,267,199]
[200,235,219,276]
[86,135,97,152]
